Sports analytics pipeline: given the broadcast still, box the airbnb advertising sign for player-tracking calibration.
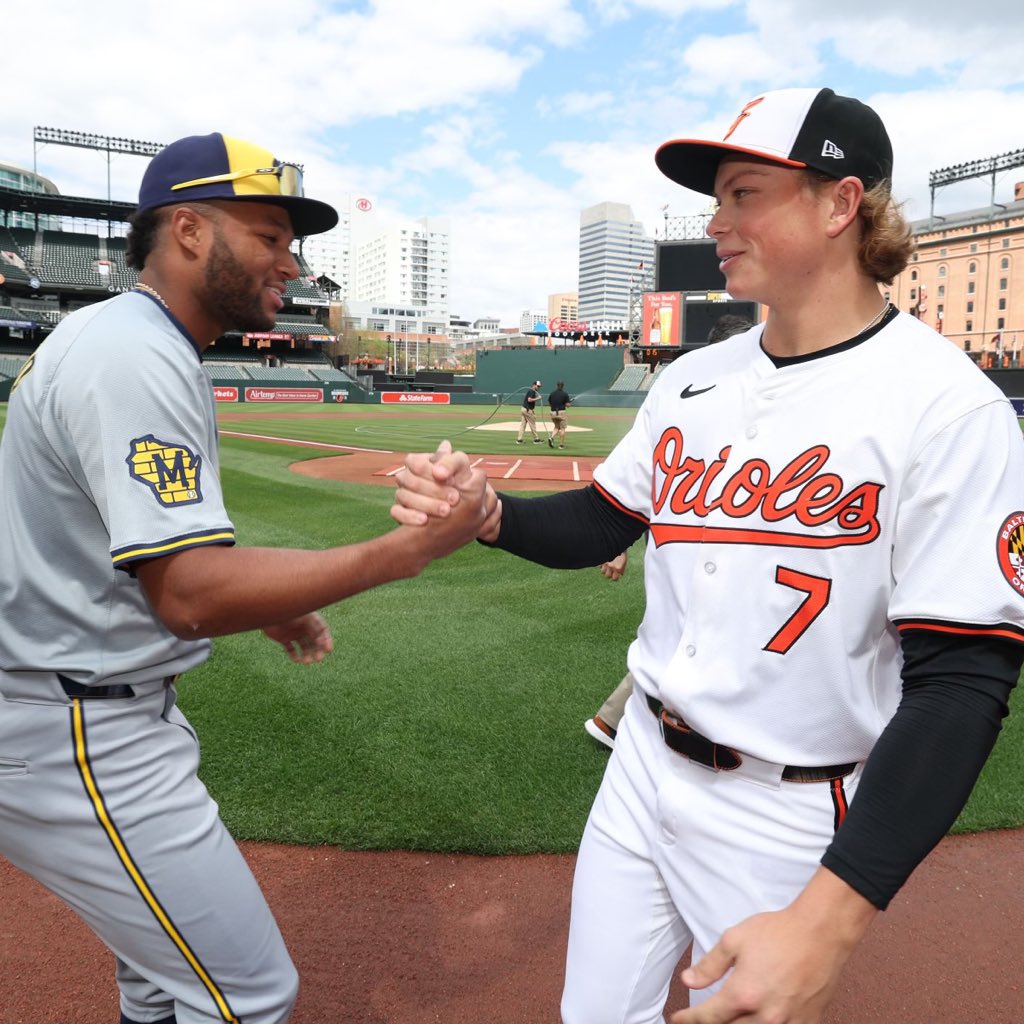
[244,388,323,403]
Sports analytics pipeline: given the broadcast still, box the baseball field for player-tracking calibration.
[2,399,1024,846]
[3,399,1024,1023]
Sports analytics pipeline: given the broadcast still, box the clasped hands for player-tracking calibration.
[390,440,502,543]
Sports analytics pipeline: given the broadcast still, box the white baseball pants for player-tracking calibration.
[561,689,862,1024]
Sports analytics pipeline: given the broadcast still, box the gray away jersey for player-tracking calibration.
[0,291,235,685]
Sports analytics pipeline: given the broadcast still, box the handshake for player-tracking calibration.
[389,440,503,558]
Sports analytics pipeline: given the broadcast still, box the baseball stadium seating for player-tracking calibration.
[0,227,32,285]
[246,365,316,382]
[0,354,26,378]
[203,364,253,381]
[609,364,650,391]
[308,366,352,382]
[641,363,668,390]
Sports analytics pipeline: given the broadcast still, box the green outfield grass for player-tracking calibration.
[1,401,1022,846]
[216,398,638,459]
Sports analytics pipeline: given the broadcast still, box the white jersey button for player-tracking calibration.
[704,562,716,574]
[685,644,696,657]
[746,425,758,438]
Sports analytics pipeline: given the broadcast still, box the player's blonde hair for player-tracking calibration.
[803,172,916,286]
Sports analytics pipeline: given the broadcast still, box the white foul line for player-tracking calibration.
[220,430,393,454]
[504,459,523,479]
[572,461,580,481]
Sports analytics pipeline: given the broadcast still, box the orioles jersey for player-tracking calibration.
[0,291,235,685]
[593,310,1024,767]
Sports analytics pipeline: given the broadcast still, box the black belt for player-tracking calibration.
[57,673,173,700]
[645,694,855,783]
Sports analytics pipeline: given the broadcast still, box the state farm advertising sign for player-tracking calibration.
[381,392,451,405]
[245,387,323,403]
[213,387,239,402]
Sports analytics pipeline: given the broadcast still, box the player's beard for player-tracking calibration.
[201,228,275,334]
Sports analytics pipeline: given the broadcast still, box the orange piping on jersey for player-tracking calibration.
[592,481,650,526]
[650,523,877,549]
[831,777,849,831]
[895,622,1024,644]
[70,701,240,1024]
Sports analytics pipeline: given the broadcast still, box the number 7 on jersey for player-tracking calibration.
[764,567,832,655]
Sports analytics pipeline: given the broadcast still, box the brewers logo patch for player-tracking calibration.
[997,512,1024,597]
[126,435,203,506]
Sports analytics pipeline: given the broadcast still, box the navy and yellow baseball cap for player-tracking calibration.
[137,132,338,236]
[656,88,893,197]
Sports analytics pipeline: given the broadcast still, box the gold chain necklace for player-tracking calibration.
[133,282,169,309]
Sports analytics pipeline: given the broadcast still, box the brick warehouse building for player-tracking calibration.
[887,181,1024,367]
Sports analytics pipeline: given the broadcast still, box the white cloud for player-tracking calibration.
[678,31,822,96]
[3,0,1023,326]
[538,91,618,119]
[870,89,1024,219]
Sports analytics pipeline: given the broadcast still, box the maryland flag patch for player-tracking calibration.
[126,435,203,507]
[998,512,1024,597]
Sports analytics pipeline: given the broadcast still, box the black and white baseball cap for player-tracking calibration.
[655,88,893,197]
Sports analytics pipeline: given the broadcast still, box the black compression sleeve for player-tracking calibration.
[821,631,1022,909]
[487,485,648,568]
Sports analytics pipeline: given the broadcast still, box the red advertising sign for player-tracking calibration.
[213,386,239,402]
[641,292,682,346]
[244,388,323,403]
[381,392,451,405]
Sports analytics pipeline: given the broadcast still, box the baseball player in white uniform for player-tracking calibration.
[391,88,1024,1023]
[0,133,490,1024]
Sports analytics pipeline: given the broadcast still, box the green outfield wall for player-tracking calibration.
[474,347,627,400]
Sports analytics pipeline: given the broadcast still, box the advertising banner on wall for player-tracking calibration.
[245,388,323,403]
[641,292,682,346]
[380,392,451,405]
[213,387,239,402]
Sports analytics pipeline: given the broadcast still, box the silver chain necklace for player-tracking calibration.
[857,301,891,337]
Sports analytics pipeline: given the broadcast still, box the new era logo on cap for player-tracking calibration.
[655,87,893,197]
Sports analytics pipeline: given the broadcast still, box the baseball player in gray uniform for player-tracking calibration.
[391,88,1024,1023]
[0,133,491,1024]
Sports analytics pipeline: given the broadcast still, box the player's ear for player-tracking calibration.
[825,176,864,239]
[167,204,215,259]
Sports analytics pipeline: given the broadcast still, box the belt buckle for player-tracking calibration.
[658,708,743,772]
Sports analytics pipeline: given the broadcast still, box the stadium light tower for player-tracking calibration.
[928,146,1024,221]
[33,127,165,203]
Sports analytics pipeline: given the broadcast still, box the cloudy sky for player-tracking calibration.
[3,0,1023,324]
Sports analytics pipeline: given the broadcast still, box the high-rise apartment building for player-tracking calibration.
[519,309,547,333]
[298,209,351,295]
[578,202,654,322]
[352,215,449,321]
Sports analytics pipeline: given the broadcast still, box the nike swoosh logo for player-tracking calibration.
[680,384,716,399]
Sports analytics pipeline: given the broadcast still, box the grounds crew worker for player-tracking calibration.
[516,379,542,444]
[0,132,492,1024]
[548,380,572,448]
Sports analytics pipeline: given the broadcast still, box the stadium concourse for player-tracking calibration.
[1,829,1022,1022]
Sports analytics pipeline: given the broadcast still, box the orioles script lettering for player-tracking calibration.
[649,427,883,549]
